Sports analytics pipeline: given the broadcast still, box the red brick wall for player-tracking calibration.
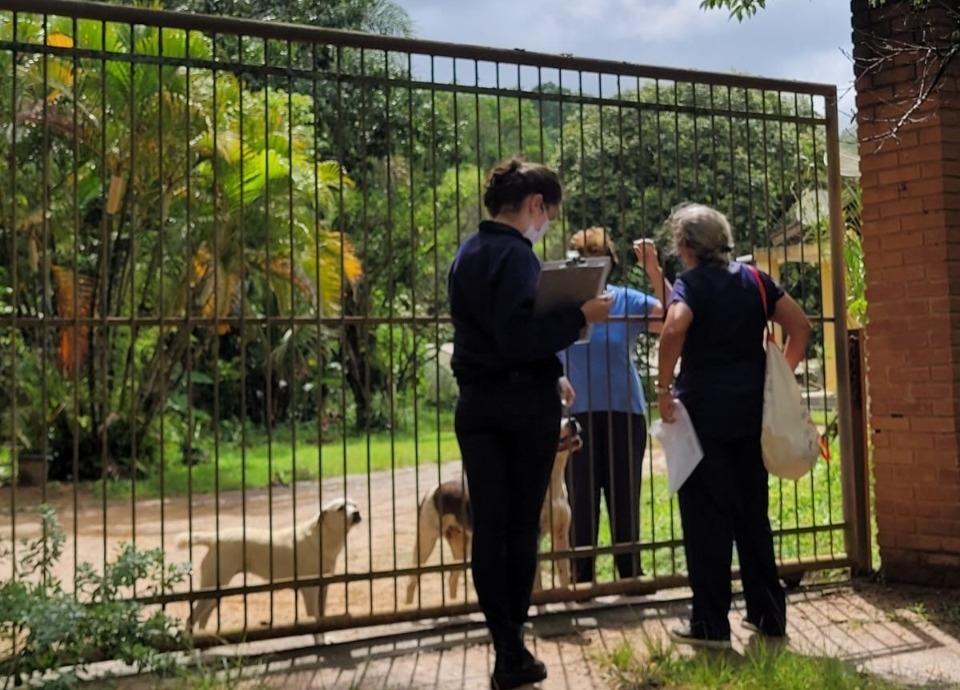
[853,0,960,586]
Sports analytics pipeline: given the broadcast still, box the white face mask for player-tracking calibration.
[523,218,549,245]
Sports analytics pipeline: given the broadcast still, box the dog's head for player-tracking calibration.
[557,416,583,454]
[317,497,363,533]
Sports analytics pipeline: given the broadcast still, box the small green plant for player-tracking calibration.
[0,505,191,689]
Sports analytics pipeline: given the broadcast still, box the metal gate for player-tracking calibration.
[0,0,869,646]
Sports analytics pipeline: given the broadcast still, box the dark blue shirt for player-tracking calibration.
[668,261,783,440]
[449,221,586,385]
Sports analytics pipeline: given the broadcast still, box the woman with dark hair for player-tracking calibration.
[448,158,612,689]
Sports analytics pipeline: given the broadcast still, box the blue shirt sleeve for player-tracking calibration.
[492,244,586,364]
[624,287,660,334]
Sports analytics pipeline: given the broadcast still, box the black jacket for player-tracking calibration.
[448,221,585,386]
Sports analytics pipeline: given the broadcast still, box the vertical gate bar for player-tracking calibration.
[286,38,298,627]
[557,69,564,243]
[775,92,802,561]
[516,63,522,157]
[710,84,720,212]
[669,80,682,574]
[8,10,17,599]
[211,34,222,632]
[406,50,419,614]
[99,17,109,578]
[739,87,751,245]
[184,25,195,612]
[239,33,249,634]
[128,20,137,569]
[792,92,818,561]
[474,60,481,220]
[576,68,597,586]
[430,53,444,611]
[538,64,556,587]
[454,59,468,604]
[824,89,866,572]
[263,35,275,627]
[310,40,324,620]
[495,62,502,159]
[636,77,653,579]
[597,71,619,586]
[336,43,350,616]
[359,46,375,615]
[40,12,50,571]
[156,19,167,612]
[651,77,664,579]
[383,48,399,613]
[615,72,638,583]
[726,87,738,249]
[71,13,81,598]
[808,95,837,558]
[691,80,699,195]
[757,89,779,558]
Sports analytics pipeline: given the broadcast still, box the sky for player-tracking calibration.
[393,0,857,125]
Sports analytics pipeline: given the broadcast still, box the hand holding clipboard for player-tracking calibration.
[533,256,613,343]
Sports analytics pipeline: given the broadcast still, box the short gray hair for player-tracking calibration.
[665,203,734,266]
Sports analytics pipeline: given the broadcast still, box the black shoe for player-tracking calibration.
[669,625,731,650]
[491,653,548,689]
[741,618,789,640]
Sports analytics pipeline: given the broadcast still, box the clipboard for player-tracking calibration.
[533,255,611,344]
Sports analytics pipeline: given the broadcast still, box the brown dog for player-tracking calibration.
[404,417,582,604]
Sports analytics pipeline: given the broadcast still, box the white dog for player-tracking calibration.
[404,418,582,604]
[178,497,362,629]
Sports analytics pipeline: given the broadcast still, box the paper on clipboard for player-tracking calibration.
[533,256,611,344]
[649,400,704,495]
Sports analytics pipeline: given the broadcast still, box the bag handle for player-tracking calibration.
[745,265,774,342]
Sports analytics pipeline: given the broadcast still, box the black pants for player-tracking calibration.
[455,379,561,656]
[677,434,786,639]
[568,411,646,582]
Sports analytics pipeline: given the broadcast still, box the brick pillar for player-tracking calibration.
[853,0,960,586]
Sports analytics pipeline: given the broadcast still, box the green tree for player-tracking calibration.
[0,14,361,477]
[559,83,824,284]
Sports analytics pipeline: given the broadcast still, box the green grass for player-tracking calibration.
[603,636,922,690]
[100,411,458,500]
[579,434,845,583]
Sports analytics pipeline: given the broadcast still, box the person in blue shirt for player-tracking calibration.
[448,158,613,690]
[563,227,668,583]
[657,203,811,649]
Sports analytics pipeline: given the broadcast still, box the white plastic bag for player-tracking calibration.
[748,266,821,480]
[760,339,821,480]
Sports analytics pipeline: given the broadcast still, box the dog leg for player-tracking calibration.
[447,528,468,599]
[302,585,319,620]
[190,550,217,629]
[191,548,238,629]
[554,522,571,588]
[405,517,439,605]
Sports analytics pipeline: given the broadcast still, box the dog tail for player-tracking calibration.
[176,532,216,549]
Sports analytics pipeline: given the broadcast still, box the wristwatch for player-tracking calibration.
[655,381,673,395]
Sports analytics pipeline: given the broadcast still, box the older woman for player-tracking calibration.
[563,228,668,584]
[657,203,811,648]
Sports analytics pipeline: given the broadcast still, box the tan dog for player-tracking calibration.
[535,416,582,590]
[178,497,362,629]
[404,417,582,604]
